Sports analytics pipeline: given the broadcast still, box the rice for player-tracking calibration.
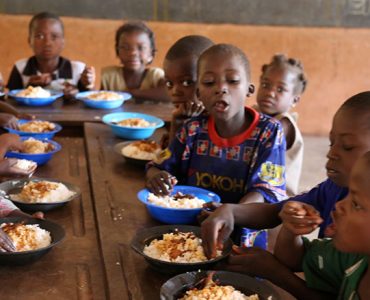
[16,86,51,98]
[143,231,221,263]
[147,192,205,209]
[14,159,37,171]
[10,180,76,203]
[1,223,51,251]
[21,138,54,154]
[122,140,161,160]
[86,91,122,101]
[19,121,56,133]
[180,285,258,300]
[117,118,154,127]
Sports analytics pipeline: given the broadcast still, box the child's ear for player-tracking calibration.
[292,95,301,107]
[246,84,255,97]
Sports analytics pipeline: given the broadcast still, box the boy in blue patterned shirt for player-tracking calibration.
[146,44,286,247]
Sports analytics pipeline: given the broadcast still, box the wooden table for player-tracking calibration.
[0,121,295,299]
[6,97,173,126]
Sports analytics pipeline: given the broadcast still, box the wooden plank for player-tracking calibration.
[84,123,172,300]
[0,137,107,300]
[7,98,173,125]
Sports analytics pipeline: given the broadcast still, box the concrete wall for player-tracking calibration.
[1,14,370,136]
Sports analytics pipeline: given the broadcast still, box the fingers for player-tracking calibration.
[0,231,16,252]
[146,172,176,195]
[32,211,44,219]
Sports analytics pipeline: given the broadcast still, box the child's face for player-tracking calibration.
[163,56,197,106]
[198,52,252,122]
[29,19,64,61]
[326,109,370,187]
[331,155,370,253]
[256,66,299,116]
[117,31,153,71]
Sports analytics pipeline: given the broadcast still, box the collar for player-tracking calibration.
[23,56,73,79]
[208,106,260,147]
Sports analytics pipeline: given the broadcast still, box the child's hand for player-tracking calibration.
[279,201,323,235]
[80,66,95,90]
[28,74,52,87]
[16,113,35,121]
[63,82,79,100]
[146,170,177,195]
[0,158,36,177]
[0,113,18,129]
[32,211,44,219]
[201,203,234,259]
[173,101,205,119]
[197,201,223,224]
[225,245,282,279]
[0,133,23,150]
[0,227,15,252]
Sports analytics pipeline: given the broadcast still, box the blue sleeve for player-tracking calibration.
[248,120,287,203]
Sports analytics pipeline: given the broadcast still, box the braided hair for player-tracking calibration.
[261,54,307,94]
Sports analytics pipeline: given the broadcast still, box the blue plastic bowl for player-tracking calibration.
[102,112,165,139]
[5,137,61,165]
[4,120,62,139]
[137,186,221,224]
[75,91,131,109]
[8,89,63,106]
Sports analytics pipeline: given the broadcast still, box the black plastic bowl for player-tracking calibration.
[0,217,65,265]
[131,225,233,274]
[160,270,281,300]
[0,178,81,212]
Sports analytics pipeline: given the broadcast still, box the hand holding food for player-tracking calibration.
[0,158,37,177]
[146,170,177,195]
[80,66,95,90]
[279,201,323,235]
[201,203,233,259]
[63,82,79,100]
[28,74,52,87]
[0,113,19,129]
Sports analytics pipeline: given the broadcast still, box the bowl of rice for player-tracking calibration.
[131,225,232,274]
[8,87,63,106]
[137,186,221,224]
[75,90,131,109]
[0,217,65,265]
[4,119,62,139]
[114,140,161,166]
[0,178,81,212]
[160,271,280,300]
[5,137,61,165]
[102,112,164,139]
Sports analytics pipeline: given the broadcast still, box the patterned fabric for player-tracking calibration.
[0,197,18,217]
[100,66,164,91]
[7,56,86,91]
[303,238,366,300]
[150,107,287,204]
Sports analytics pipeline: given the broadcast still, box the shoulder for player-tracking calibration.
[147,67,164,77]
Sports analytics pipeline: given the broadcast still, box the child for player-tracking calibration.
[101,21,169,102]
[147,44,287,248]
[201,91,370,258]
[163,35,213,143]
[7,12,95,99]
[256,54,307,196]
[269,151,370,299]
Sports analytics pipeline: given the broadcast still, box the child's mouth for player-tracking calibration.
[214,100,228,112]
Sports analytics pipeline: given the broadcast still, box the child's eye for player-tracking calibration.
[182,80,194,87]
[228,79,240,84]
[138,45,150,52]
[342,145,355,151]
[201,79,214,86]
[165,81,173,88]
[34,33,45,40]
[261,82,269,89]
[351,200,362,210]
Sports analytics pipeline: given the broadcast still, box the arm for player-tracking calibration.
[78,66,95,91]
[201,202,282,258]
[129,81,170,102]
[280,117,295,150]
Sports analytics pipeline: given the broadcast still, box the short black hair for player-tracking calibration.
[261,54,307,94]
[198,43,251,79]
[165,35,213,61]
[115,21,156,59]
[340,91,370,114]
[29,12,64,36]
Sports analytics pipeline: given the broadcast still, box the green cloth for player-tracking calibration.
[302,238,368,300]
